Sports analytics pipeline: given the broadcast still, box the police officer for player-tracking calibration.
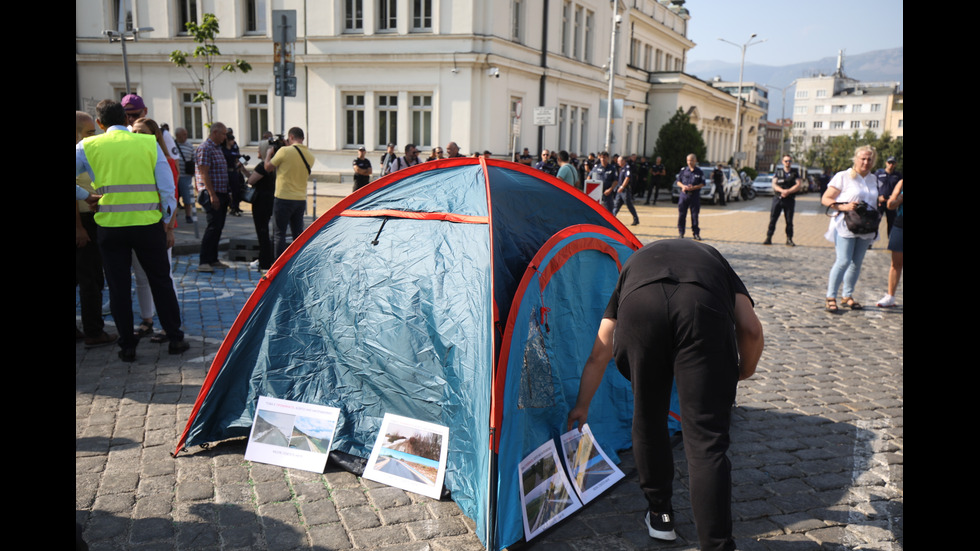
[763,155,802,246]
[676,153,705,240]
[75,99,189,362]
[591,151,618,212]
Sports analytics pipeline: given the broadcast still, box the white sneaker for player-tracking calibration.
[876,294,896,308]
[645,511,677,541]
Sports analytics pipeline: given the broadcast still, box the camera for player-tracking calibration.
[268,133,287,152]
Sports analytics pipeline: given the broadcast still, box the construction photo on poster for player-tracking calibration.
[244,396,341,473]
[362,413,449,499]
[560,424,625,503]
[518,439,583,541]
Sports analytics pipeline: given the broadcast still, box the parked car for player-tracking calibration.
[752,174,774,197]
[671,165,743,205]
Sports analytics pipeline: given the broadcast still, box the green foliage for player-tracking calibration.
[170,13,253,125]
[741,166,758,180]
[654,108,708,178]
[811,131,903,174]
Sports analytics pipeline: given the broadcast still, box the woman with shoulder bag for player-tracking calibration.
[821,145,880,312]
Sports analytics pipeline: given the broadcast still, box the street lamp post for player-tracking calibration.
[103,26,154,95]
[719,34,766,168]
[603,2,622,154]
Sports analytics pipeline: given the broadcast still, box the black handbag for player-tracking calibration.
[829,202,880,234]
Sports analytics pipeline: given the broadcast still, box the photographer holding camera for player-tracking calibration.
[264,127,314,259]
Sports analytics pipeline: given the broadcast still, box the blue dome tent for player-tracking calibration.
[175,157,679,550]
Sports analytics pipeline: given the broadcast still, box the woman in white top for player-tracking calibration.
[821,145,879,312]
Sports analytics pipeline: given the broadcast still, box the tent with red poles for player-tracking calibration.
[174,157,679,549]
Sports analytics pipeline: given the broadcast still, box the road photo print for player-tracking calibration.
[518,439,583,541]
[362,413,449,499]
[560,424,625,503]
[244,395,341,473]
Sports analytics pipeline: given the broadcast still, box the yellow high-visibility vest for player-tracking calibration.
[82,131,162,227]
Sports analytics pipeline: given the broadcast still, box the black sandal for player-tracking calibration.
[842,297,864,310]
[825,298,840,313]
[136,320,154,338]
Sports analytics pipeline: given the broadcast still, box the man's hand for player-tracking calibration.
[165,226,176,249]
[85,193,102,209]
[567,406,588,432]
[76,226,91,248]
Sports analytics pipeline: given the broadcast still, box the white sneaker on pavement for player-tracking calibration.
[876,294,896,308]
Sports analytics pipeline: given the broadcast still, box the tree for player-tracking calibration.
[654,108,708,179]
[812,130,903,174]
[170,13,252,126]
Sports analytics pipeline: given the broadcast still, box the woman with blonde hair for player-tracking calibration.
[821,145,879,312]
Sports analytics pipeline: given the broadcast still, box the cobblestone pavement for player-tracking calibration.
[77,191,902,550]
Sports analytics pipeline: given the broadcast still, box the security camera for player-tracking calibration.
[487,67,500,78]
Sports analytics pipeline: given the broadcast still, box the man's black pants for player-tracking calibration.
[613,280,738,551]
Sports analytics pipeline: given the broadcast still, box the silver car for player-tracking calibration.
[671,165,742,205]
[752,174,774,197]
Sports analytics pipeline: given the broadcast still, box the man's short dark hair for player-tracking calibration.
[96,99,127,127]
[558,150,570,162]
[288,127,304,140]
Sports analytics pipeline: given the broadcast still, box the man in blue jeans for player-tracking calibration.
[265,127,314,259]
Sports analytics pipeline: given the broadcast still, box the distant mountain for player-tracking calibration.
[687,47,903,119]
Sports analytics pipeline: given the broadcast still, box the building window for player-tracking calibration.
[345,93,365,147]
[795,90,808,99]
[630,39,641,66]
[378,0,396,32]
[561,1,571,56]
[111,0,133,31]
[559,104,568,150]
[871,103,882,112]
[345,0,363,32]
[178,0,198,34]
[569,106,579,154]
[412,0,432,31]
[794,106,807,115]
[580,108,589,153]
[512,0,523,42]
[411,94,432,147]
[377,94,397,148]
[812,121,823,129]
[811,136,822,145]
[814,105,825,114]
[665,54,673,71]
[655,49,663,70]
[850,121,861,129]
[816,89,827,98]
[181,91,204,141]
[643,44,652,70]
[245,0,266,34]
[897,119,903,128]
[830,121,844,129]
[832,105,846,113]
[793,121,805,129]
[246,92,269,144]
[584,10,594,63]
[852,104,862,113]
[867,120,879,129]
[573,6,583,60]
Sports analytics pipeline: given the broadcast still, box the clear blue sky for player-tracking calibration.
[684,0,904,66]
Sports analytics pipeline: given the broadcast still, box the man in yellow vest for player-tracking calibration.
[75,99,189,362]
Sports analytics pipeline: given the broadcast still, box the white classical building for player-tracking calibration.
[76,0,759,176]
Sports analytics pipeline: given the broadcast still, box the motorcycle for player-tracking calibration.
[740,177,757,201]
